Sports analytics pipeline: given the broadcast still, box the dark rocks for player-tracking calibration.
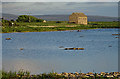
[112,34,120,35]
[20,48,24,50]
[77,30,81,32]
[80,36,84,37]
[115,37,119,38]
[108,45,112,47]
[64,48,84,50]
[59,46,64,48]
[6,38,11,40]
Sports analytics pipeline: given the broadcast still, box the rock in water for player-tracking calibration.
[6,38,11,40]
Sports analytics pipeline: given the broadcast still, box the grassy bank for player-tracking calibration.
[2,26,95,33]
[1,70,64,79]
[2,21,119,33]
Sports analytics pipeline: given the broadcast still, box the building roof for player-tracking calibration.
[71,12,87,17]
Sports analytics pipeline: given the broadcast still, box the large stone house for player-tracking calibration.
[69,13,87,25]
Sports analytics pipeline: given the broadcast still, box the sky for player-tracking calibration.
[2,2,118,17]
[1,0,120,2]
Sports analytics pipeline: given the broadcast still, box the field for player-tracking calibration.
[1,21,119,33]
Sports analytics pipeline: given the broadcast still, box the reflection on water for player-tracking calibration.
[2,29,118,74]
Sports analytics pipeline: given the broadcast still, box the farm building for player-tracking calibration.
[43,20,47,23]
[69,13,87,25]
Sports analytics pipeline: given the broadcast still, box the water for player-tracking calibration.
[2,29,118,74]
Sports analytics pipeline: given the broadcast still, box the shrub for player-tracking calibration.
[56,21,61,23]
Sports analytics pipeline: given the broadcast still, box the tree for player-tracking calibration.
[10,19,14,22]
[16,15,43,22]
[2,18,9,23]
[2,18,18,27]
[36,19,44,22]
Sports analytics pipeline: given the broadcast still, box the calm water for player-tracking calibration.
[2,29,118,74]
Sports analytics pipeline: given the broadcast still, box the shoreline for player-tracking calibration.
[2,70,120,78]
[2,21,119,33]
[1,27,119,33]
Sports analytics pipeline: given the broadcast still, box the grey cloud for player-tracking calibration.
[66,2,118,7]
[2,2,118,17]
[2,0,119,2]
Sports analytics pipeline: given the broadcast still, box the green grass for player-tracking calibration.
[0,70,2,79]
[1,70,65,79]
[2,70,30,79]
[15,21,78,27]
[1,26,95,33]
[1,21,119,33]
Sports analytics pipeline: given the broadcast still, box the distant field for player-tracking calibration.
[15,21,78,27]
[14,21,118,28]
[2,21,119,33]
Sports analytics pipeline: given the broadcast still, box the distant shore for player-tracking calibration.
[2,27,119,34]
[1,27,100,33]
[1,21,119,33]
[1,27,119,33]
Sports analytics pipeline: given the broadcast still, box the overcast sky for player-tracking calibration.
[2,2,118,17]
[1,0,120,2]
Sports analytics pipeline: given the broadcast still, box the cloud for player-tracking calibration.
[2,2,118,17]
[1,0,119,2]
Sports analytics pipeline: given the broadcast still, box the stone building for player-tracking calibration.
[69,12,87,25]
